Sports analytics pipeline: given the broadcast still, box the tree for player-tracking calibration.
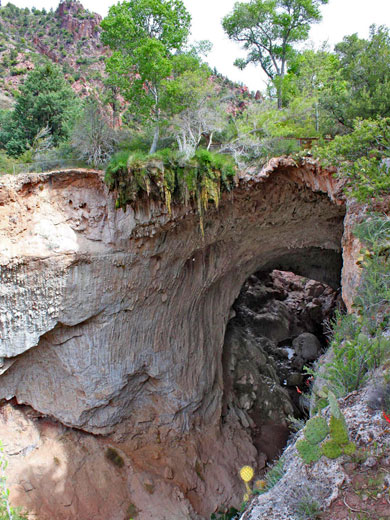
[280,46,340,134]
[222,0,328,108]
[101,0,191,153]
[165,70,227,159]
[71,98,119,167]
[0,63,79,156]
[320,25,390,131]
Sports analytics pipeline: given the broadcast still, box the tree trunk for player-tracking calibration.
[277,59,286,109]
[149,125,160,154]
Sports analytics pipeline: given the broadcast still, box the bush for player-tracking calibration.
[71,99,119,167]
[315,118,390,202]
[105,447,124,468]
[315,213,390,396]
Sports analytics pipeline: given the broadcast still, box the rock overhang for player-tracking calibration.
[0,159,346,433]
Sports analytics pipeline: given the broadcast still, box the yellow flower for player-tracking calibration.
[240,465,254,483]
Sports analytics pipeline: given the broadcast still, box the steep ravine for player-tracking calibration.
[223,270,341,464]
[0,158,352,519]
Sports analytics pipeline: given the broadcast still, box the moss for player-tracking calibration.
[105,447,124,468]
[105,148,237,233]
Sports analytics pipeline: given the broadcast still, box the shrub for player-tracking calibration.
[294,496,322,520]
[315,118,390,202]
[263,457,285,490]
[105,447,124,468]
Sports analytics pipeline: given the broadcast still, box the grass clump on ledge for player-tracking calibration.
[105,447,124,468]
[104,148,237,234]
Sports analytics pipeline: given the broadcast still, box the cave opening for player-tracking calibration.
[221,268,344,469]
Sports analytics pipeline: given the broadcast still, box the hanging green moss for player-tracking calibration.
[105,148,237,233]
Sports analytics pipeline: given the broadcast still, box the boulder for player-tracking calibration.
[293,332,322,362]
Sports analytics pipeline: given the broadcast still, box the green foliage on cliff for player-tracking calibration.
[315,118,390,202]
[105,148,237,232]
[317,214,390,396]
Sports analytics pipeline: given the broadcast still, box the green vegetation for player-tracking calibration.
[262,457,285,490]
[105,148,236,231]
[313,215,390,397]
[222,0,328,108]
[294,496,322,520]
[101,0,194,153]
[105,447,125,468]
[297,392,355,465]
[0,63,79,156]
[0,441,28,519]
[315,118,390,201]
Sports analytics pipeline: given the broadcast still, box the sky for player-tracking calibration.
[8,0,390,91]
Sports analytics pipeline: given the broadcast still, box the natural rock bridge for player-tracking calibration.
[0,159,354,519]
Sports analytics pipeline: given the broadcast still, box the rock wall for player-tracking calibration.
[222,270,341,463]
[0,158,347,518]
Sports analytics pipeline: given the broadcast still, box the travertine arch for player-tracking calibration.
[0,159,345,433]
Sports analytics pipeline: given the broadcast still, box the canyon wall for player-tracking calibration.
[0,159,350,518]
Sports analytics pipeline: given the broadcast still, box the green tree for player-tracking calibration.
[280,46,340,134]
[320,25,390,131]
[101,0,191,153]
[315,118,390,201]
[0,63,79,156]
[222,0,328,108]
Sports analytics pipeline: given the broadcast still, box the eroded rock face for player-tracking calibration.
[0,159,346,518]
[221,270,340,462]
[57,0,102,41]
[0,163,345,435]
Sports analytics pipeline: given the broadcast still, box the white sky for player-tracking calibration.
[8,0,390,91]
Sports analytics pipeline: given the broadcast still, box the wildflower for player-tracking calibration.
[383,410,390,424]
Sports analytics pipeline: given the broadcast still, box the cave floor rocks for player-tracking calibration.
[222,269,342,468]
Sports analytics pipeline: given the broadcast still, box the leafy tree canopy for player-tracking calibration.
[320,25,390,130]
[101,0,191,53]
[101,0,197,153]
[222,0,328,107]
[0,63,79,156]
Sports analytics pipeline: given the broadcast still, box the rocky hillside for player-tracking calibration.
[0,0,255,123]
[0,0,104,104]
